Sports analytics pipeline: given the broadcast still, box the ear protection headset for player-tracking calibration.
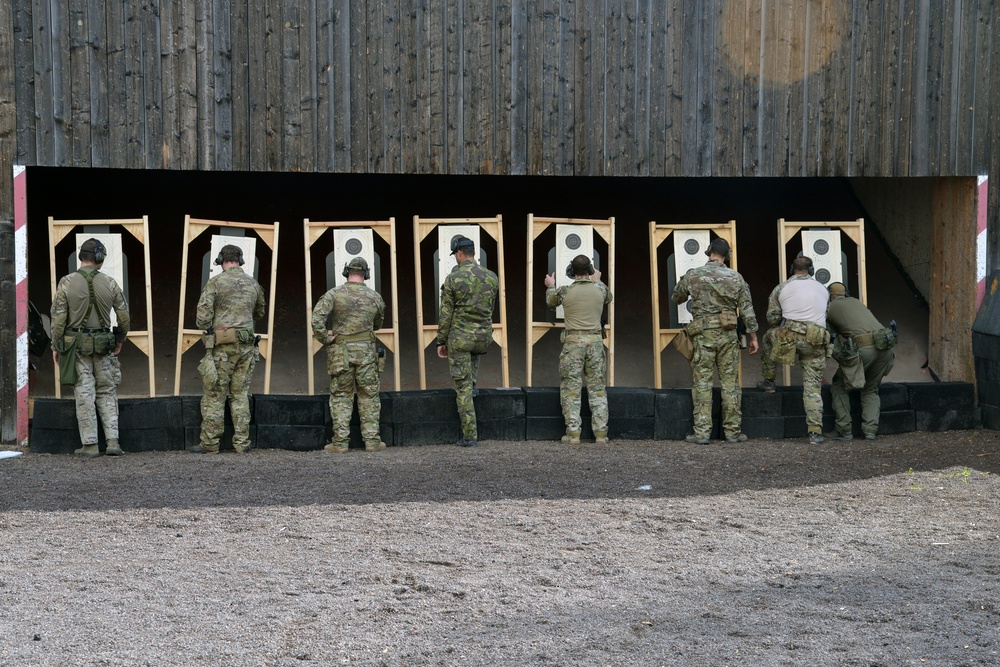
[565,257,595,278]
[790,253,814,276]
[215,247,246,266]
[342,259,371,280]
[80,238,107,264]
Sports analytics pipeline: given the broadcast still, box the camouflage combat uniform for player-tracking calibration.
[827,294,895,437]
[546,278,613,440]
[437,258,500,442]
[196,266,266,452]
[50,267,130,448]
[765,275,830,435]
[312,281,385,450]
[672,260,758,440]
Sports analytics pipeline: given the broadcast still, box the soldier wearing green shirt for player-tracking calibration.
[312,257,386,453]
[191,245,265,454]
[544,254,613,445]
[436,235,500,447]
[50,238,130,458]
[672,238,759,444]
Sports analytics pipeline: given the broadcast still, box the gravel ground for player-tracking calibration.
[2,430,1000,666]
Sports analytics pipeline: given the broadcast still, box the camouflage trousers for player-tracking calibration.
[327,342,381,448]
[690,329,741,439]
[73,353,122,445]
[448,348,483,440]
[200,342,256,451]
[791,337,828,434]
[831,346,895,436]
[759,328,778,380]
[558,333,608,435]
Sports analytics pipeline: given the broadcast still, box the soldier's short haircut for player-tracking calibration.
[705,237,730,259]
[792,256,813,275]
[219,244,245,266]
[570,255,594,276]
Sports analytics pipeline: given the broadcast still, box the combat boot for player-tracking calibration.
[756,378,776,393]
[365,441,387,452]
[74,444,101,458]
[560,432,581,445]
[593,431,610,445]
[324,443,349,453]
[105,439,124,456]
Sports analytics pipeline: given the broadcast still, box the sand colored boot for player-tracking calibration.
[561,432,581,445]
[105,439,124,456]
[74,444,101,458]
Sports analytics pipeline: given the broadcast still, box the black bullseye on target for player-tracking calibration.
[345,238,363,255]
[816,268,831,284]
[684,239,700,255]
[813,239,830,255]
[565,233,582,250]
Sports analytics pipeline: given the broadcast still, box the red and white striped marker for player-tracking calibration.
[977,175,989,309]
[13,165,28,446]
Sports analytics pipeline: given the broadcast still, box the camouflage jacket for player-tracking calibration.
[196,266,266,331]
[311,281,385,346]
[50,267,130,339]
[437,259,499,346]
[672,260,758,332]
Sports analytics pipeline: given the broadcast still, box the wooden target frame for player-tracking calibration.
[526,215,616,387]
[303,218,401,392]
[649,220,737,389]
[173,216,280,395]
[777,217,867,385]
[413,215,509,389]
[48,216,157,398]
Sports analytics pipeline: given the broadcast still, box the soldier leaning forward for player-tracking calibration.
[311,257,387,453]
[672,238,759,445]
[192,245,266,454]
[50,238,131,457]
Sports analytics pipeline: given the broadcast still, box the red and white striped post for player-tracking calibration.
[13,165,29,446]
[977,175,989,310]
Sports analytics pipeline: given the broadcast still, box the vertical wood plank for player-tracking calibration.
[349,0,367,171]
[106,0,128,168]
[923,0,945,175]
[909,0,930,174]
[665,0,682,175]
[264,0,284,171]
[954,0,977,174]
[195,0,215,169]
[301,0,318,172]
[444,0,462,173]
[495,0,512,174]
[679,0,699,175]
[332,0,351,171]
[876,0,900,176]
[510,0,527,173]
[141,0,162,169]
[634,0,651,176]
[177,0,198,170]
[161,0,180,169]
[213,0,234,170]
[541,0,559,175]
[232,0,250,169]
[12,0,37,166]
[316,0,335,171]
[87,0,109,167]
[712,0,737,176]
[558,0,576,175]
[525,0,542,173]
[741,0,761,176]
[573,0,590,173]
[892,0,915,175]
[365,0,383,171]
[787,0,806,175]
[414,0,434,173]
[620,0,637,175]
[1,0,16,199]
[283,0,304,171]
[382,0,401,173]
[69,0,90,165]
[695,0,713,175]
[32,0,55,165]
[970,0,991,173]
[648,0,667,176]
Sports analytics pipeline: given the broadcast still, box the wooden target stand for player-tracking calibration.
[48,216,158,398]
[526,215,616,387]
[173,216,280,395]
[649,220,738,389]
[303,218,402,392]
[413,215,509,389]
[777,217,867,385]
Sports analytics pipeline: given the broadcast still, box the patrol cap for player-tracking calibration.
[450,235,475,255]
[346,257,369,272]
[705,237,730,259]
[828,282,848,297]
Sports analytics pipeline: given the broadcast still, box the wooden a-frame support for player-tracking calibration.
[649,220,738,389]
[303,218,402,392]
[526,215,616,387]
[776,218,867,386]
[173,216,280,395]
[48,216,157,398]
[413,215,509,389]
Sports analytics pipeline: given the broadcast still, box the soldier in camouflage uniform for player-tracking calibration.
[544,254,613,445]
[672,238,759,444]
[436,235,500,447]
[312,257,386,453]
[191,245,266,454]
[825,282,895,441]
[764,256,831,444]
[50,238,131,457]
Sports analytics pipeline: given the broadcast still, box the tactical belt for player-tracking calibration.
[335,331,375,343]
[852,332,876,348]
[564,328,602,335]
[68,327,110,333]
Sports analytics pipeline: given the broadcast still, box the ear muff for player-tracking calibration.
[343,261,371,280]
[215,247,245,266]
[92,240,106,264]
[565,263,575,279]
[214,250,225,266]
